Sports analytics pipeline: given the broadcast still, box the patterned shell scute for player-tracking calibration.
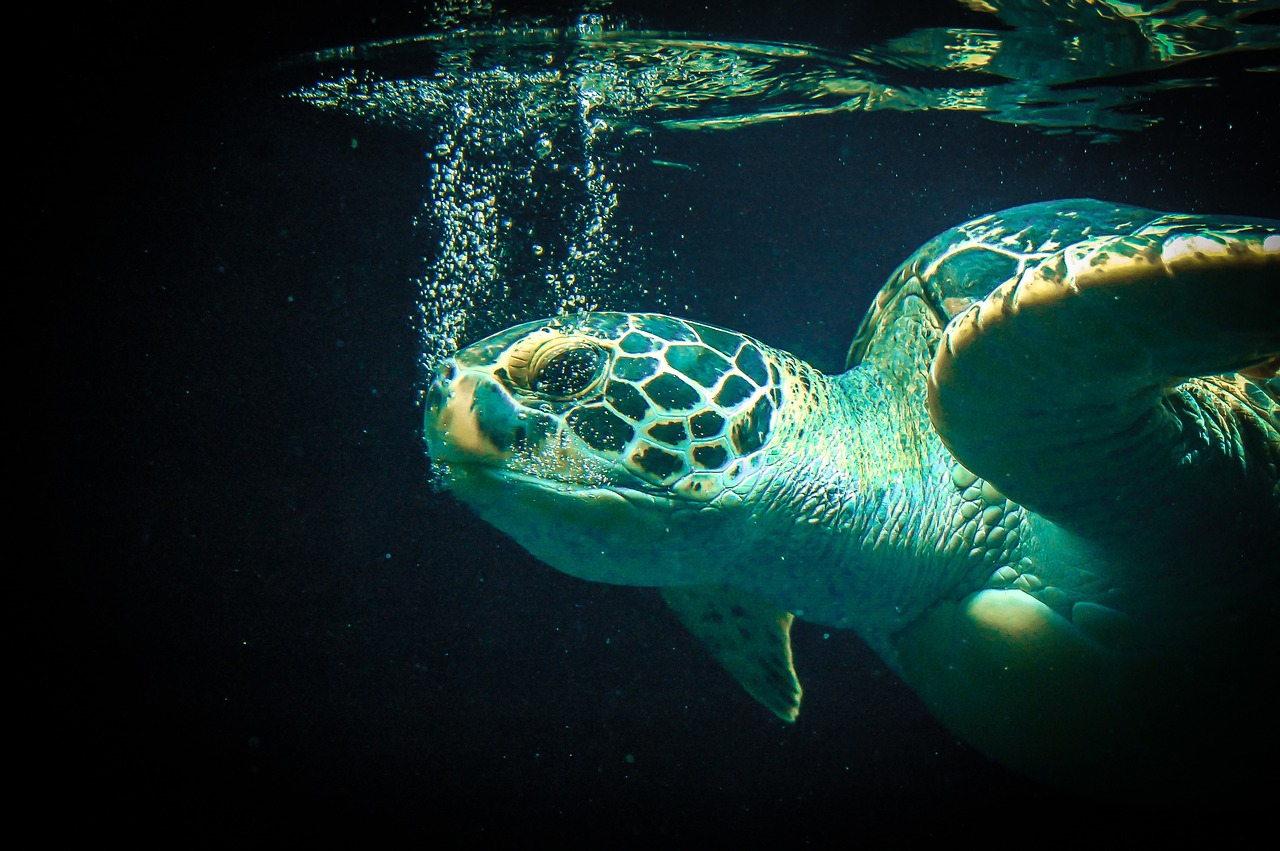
[845,199,1163,370]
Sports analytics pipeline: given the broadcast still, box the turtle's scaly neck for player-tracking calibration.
[735,356,986,639]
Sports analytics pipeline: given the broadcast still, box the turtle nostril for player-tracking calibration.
[425,362,458,412]
[424,382,444,413]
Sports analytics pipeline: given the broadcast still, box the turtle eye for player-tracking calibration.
[505,332,607,400]
[531,345,605,398]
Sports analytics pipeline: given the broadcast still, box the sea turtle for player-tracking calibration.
[422,199,1279,802]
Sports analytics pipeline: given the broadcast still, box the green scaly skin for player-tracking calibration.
[423,199,1280,802]
[422,311,1017,645]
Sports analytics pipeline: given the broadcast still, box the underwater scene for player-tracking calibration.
[57,0,1277,841]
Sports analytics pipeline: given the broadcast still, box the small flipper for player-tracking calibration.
[928,214,1280,544]
[661,584,803,722]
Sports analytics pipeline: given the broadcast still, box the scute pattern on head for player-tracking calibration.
[431,311,797,503]
[588,313,788,497]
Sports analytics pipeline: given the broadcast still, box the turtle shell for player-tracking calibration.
[845,199,1163,371]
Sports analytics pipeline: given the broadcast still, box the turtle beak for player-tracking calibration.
[423,361,511,466]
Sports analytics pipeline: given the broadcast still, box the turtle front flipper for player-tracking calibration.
[661,585,803,722]
[917,213,1278,799]
[927,213,1280,555]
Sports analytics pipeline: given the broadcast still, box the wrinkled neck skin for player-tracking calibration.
[444,347,987,652]
[720,360,984,646]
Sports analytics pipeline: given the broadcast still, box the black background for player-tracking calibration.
[49,1,1277,843]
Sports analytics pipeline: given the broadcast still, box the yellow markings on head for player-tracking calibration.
[501,328,561,383]
[433,376,507,463]
[500,330,611,399]
[670,471,726,503]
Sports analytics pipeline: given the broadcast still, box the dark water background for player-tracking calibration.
[52,0,1276,842]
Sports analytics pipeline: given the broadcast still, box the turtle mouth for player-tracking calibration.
[438,458,680,511]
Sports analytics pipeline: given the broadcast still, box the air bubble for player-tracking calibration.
[291,35,668,383]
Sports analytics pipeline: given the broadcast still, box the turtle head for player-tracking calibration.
[423,311,790,586]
